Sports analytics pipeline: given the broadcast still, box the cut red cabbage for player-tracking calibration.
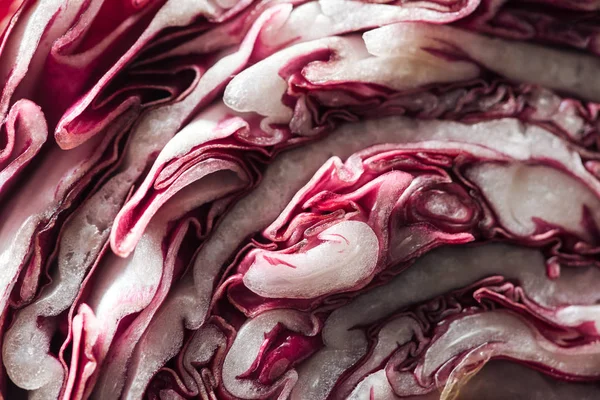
[1,1,600,400]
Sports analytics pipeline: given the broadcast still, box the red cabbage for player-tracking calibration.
[1,1,600,399]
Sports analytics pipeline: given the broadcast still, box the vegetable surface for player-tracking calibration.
[1,1,600,399]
